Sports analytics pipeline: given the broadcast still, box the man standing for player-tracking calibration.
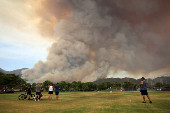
[35,83,41,101]
[140,77,152,103]
[27,85,32,100]
[55,83,60,101]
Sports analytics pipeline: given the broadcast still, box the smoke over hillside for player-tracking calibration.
[22,0,170,83]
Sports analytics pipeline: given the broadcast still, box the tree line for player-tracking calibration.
[41,80,122,91]
[0,72,169,92]
[0,72,26,92]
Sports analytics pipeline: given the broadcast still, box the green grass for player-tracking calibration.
[0,91,170,113]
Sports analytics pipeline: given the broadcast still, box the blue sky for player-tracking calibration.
[0,23,53,71]
[0,42,48,71]
[0,58,34,71]
[0,0,54,71]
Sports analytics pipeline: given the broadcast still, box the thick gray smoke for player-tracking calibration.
[22,0,170,83]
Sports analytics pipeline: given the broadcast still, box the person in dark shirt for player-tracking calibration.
[27,85,32,100]
[140,77,152,103]
[55,83,60,101]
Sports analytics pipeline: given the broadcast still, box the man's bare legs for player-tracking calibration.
[38,95,40,101]
[143,95,145,101]
[56,95,58,100]
[143,95,152,103]
[146,95,151,101]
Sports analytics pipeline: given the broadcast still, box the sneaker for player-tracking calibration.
[38,99,39,101]
[143,101,146,103]
[150,101,152,103]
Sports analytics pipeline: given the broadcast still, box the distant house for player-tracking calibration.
[12,86,22,91]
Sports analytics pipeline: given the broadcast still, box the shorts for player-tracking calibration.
[55,92,59,95]
[140,90,141,92]
[49,91,53,94]
[141,90,148,95]
[36,92,40,95]
[27,92,31,95]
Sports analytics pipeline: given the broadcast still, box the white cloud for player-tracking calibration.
[0,0,54,68]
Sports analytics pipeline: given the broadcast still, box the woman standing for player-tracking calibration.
[48,84,53,101]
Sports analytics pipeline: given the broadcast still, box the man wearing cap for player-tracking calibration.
[140,77,152,103]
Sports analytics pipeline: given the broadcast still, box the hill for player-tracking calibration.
[0,68,28,77]
[93,76,170,85]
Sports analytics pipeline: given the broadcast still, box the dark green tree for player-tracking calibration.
[163,83,170,87]
[111,82,121,89]
[0,72,5,86]
[115,82,121,88]
[67,82,72,91]
[105,81,112,89]
[97,82,107,90]
[155,82,163,88]
[59,81,68,91]
[82,83,89,91]
[86,82,96,90]
[71,81,77,91]
[0,73,26,92]
[122,81,134,88]
[76,81,82,91]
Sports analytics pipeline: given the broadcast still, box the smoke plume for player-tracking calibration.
[22,0,170,83]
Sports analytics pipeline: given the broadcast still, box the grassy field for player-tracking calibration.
[0,91,170,113]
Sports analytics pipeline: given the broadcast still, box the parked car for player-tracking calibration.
[3,90,14,93]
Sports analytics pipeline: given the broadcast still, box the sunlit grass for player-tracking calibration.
[0,91,169,113]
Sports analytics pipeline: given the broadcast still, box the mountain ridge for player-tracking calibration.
[0,68,28,77]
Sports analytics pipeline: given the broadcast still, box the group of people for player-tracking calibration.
[48,83,60,101]
[27,83,60,101]
[27,77,152,103]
